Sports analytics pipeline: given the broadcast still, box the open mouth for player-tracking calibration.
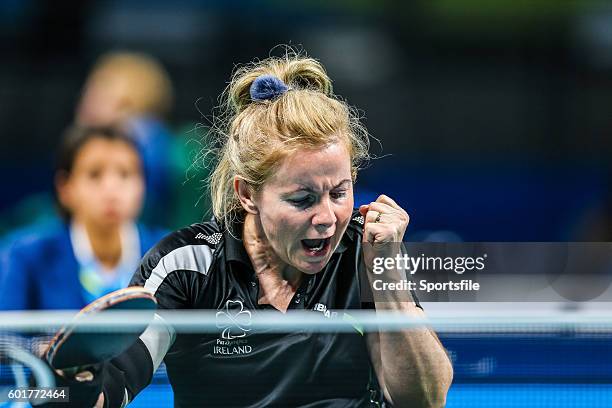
[301,237,331,256]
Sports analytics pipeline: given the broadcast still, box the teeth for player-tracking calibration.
[304,238,326,251]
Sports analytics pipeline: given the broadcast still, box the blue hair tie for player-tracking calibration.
[250,75,289,101]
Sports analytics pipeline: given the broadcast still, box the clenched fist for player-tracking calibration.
[359,194,409,246]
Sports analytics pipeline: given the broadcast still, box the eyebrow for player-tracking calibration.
[289,179,352,194]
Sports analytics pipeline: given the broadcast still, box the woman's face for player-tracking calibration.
[58,137,144,229]
[254,142,354,274]
[76,71,127,126]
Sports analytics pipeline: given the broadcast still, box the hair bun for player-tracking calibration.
[249,75,289,102]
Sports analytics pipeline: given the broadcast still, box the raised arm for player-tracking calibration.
[360,196,453,407]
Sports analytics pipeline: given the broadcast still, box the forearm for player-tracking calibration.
[374,301,453,407]
[359,198,453,406]
[102,339,154,407]
[367,257,453,407]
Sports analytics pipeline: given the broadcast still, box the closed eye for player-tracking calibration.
[289,196,315,208]
[331,190,347,200]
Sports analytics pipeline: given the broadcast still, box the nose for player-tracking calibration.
[312,197,336,232]
[100,173,123,198]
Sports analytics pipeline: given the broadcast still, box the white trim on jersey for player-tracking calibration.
[140,313,176,372]
[143,244,215,295]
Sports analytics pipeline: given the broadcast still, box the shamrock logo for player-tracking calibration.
[216,300,252,339]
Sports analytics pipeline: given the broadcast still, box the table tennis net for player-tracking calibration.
[1,304,611,408]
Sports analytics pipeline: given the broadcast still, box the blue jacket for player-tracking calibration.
[0,222,166,310]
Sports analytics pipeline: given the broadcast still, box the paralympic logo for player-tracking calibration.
[216,300,252,340]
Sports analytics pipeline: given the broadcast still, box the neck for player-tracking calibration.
[242,213,302,310]
[79,219,123,271]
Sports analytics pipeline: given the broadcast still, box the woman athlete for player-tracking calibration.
[48,50,453,408]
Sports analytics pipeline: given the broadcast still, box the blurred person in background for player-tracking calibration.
[0,51,209,239]
[76,51,212,228]
[0,52,170,239]
[75,51,173,127]
[0,125,166,310]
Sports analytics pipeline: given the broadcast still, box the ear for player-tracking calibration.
[234,176,258,215]
[55,171,72,210]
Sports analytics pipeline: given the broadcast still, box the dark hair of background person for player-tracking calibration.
[54,125,141,221]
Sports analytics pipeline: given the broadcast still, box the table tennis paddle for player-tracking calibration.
[45,287,157,371]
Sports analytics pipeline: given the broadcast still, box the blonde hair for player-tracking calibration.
[88,51,174,118]
[209,49,370,226]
